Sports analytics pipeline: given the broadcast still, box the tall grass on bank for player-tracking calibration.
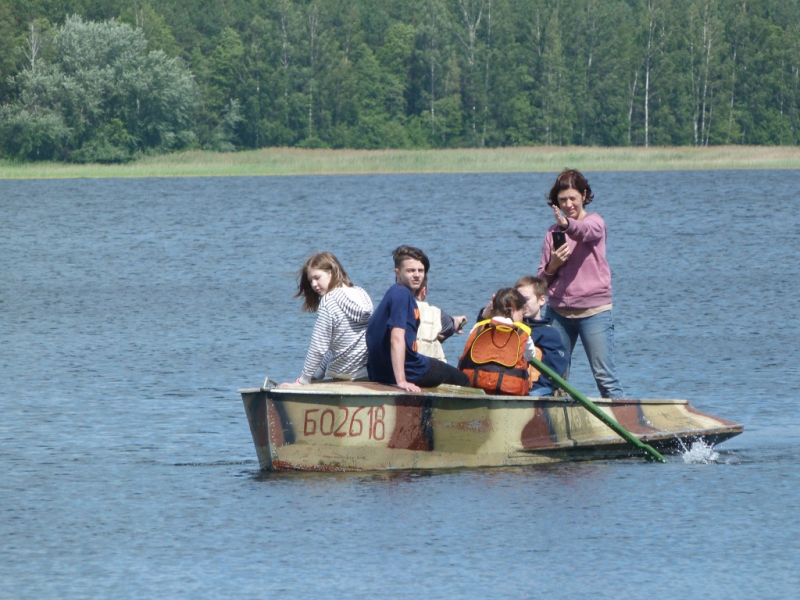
[2,146,799,179]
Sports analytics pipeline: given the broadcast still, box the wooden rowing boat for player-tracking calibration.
[239,380,743,471]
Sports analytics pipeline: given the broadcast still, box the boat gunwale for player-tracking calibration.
[237,385,692,406]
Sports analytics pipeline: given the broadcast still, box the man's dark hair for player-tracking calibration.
[392,245,430,272]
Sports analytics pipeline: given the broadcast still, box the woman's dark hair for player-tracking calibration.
[489,287,527,320]
[547,168,594,207]
[294,252,352,312]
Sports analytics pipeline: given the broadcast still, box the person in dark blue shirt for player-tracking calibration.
[367,246,469,392]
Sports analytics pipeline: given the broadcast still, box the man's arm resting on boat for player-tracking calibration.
[391,326,420,392]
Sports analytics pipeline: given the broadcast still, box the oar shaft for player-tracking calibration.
[530,356,666,463]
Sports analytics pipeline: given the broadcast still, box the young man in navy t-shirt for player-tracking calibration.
[366,246,469,392]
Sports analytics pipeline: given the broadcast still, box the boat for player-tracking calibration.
[238,379,743,471]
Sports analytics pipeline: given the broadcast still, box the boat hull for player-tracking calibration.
[239,381,743,471]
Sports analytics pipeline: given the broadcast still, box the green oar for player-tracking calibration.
[529,356,667,463]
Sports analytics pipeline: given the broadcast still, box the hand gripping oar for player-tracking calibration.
[529,356,667,463]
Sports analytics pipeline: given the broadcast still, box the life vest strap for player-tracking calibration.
[461,360,529,380]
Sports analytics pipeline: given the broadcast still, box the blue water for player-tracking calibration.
[2,171,799,598]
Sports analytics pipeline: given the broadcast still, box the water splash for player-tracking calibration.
[680,439,720,464]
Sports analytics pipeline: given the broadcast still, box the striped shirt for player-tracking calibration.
[300,286,373,383]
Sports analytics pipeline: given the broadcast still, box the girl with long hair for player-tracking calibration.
[292,252,373,384]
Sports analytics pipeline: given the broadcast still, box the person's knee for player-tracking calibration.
[453,369,469,387]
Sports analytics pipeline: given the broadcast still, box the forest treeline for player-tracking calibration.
[1,0,799,162]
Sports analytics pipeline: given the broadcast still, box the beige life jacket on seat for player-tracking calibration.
[415,300,447,362]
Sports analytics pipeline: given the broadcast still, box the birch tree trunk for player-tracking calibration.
[277,0,294,131]
[628,69,638,144]
[453,0,486,145]
[643,0,656,147]
[306,2,320,140]
[24,22,42,70]
[481,0,492,147]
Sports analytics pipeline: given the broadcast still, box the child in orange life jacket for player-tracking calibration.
[458,288,539,396]
[477,275,569,395]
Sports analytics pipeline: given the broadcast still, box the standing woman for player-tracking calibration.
[537,169,625,398]
[293,252,373,384]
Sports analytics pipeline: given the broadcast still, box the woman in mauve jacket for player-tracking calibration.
[537,169,625,399]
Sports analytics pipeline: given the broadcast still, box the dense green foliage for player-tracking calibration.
[1,0,799,160]
[0,14,196,161]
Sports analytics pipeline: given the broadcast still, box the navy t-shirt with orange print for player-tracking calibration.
[366,283,430,384]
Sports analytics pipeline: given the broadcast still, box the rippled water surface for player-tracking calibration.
[3,172,799,598]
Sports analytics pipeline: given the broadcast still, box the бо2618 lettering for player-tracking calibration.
[303,406,385,440]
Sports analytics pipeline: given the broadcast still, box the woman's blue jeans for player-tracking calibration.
[546,307,625,399]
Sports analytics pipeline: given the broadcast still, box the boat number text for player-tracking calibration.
[303,406,386,440]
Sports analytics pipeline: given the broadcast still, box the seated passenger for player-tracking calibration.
[460,287,539,396]
[291,252,373,384]
[414,275,466,363]
[477,276,569,396]
[366,245,469,392]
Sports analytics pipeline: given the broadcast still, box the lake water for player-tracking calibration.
[2,171,799,599]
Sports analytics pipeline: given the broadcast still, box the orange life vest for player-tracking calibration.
[458,319,533,396]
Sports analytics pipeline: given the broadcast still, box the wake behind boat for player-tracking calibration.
[239,380,743,471]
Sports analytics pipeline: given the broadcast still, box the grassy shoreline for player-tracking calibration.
[2,146,799,179]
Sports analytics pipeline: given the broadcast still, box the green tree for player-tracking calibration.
[118,0,181,56]
[539,5,573,145]
[376,22,415,118]
[0,4,21,104]
[3,0,800,153]
[684,0,728,146]
[203,26,246,150]
[720,0,748,144]
[255,0,307,146]
[0,14,198,161]
[735,1,800,145]
[451,0,492,146]
[413,0,458,146]
[564,0,634,145]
